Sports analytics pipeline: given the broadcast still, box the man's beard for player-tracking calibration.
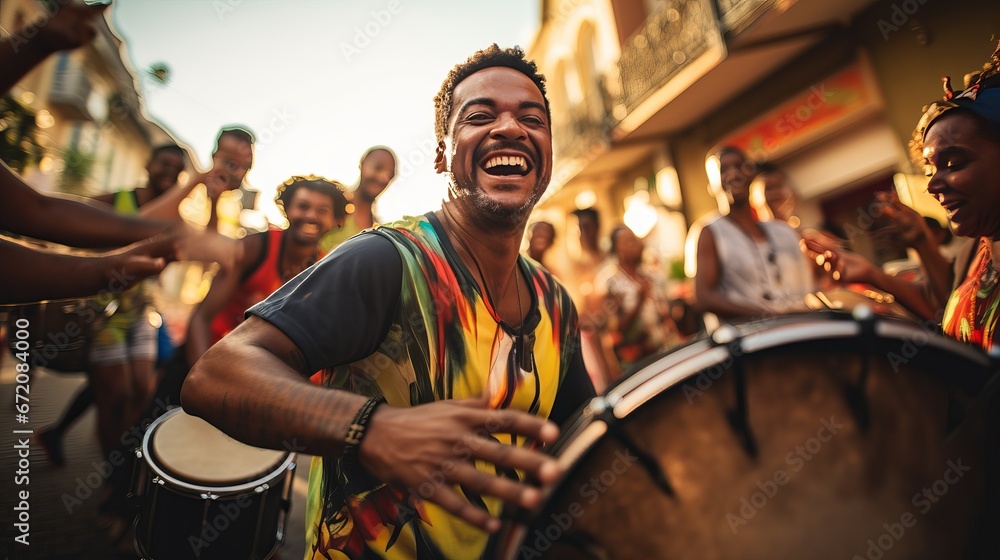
[449,172,543,227]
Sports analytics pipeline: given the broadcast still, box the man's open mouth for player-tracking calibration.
[482,154,532,177]
[300,224,320,236]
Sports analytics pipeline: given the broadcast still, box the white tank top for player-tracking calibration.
[706,214,814,313]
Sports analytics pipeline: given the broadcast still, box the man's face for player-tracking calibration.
[614,227,643,263]
[146,151,184,194]
[444,66,552,226]
[719,152,754,205]
[212,136,254,191]
[285,187,338,246]
[528,223,555,255]
[358,149,396,203]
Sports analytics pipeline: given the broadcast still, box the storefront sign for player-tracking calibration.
[721,65,877,160]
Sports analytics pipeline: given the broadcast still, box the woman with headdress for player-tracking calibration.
[812,41,1000,351]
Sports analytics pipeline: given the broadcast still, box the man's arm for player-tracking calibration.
[184,234,262,366]
[182,234,565,531]
[1,162,171,247]
[184,316,562,532]
[693,227,768,319]
[0,234,171,304]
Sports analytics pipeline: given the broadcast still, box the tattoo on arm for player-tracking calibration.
[284,347,311,376]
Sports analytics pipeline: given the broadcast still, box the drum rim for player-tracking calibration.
[141,407,295,495]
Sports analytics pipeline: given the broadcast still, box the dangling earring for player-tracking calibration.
[434,141,447,174]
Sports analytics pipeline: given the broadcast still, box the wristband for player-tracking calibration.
[344,396,385,452]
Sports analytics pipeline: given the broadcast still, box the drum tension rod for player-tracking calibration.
[844,307,875,433]
[603,419,674,498]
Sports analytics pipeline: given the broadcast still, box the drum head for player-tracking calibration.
[498,313,1000,559]
[149,408,286,486]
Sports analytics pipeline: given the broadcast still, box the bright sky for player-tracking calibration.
[110,0,540,225]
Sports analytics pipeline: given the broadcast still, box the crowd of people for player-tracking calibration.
[4,2,1000,559]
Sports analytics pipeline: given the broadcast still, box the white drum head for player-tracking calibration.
[150,409,285,485]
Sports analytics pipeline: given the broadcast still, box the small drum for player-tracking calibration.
[496,311,1000,559]
[5,298,112,373]
[134,407,296,559]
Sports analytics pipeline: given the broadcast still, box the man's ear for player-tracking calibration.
[434,141,447,174]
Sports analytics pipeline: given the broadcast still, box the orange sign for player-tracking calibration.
[722,65,875,159]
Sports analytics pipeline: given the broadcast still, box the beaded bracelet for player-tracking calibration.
[344,395,386,452]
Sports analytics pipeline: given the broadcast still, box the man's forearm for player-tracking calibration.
[2,163,170,247]
[1,238,124,303]
[182,320,367,458]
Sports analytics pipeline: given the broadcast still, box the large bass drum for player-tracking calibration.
[496,312,1000,559]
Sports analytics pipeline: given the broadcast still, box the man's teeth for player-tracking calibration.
[301,224,319,234]
[484,155,528,170]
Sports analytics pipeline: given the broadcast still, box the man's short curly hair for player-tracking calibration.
[433,44,550,143]
[275,175,349,220]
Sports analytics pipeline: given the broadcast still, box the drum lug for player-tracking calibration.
[255,483,270,493]
[152,476,164,486]
[199,492,219,500]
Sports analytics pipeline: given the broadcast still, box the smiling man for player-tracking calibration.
[182,45,595,560]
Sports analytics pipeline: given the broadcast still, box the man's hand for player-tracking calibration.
[358,398,563,533]
[35,2,109,54]
[101,233,175,288]
[801,235,878,285]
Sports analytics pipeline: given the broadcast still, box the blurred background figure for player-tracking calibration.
[525,220,557,271]
[320,146,396,253]
[752,162,801,229]
[693,147,814,325]
[597,225,682,372]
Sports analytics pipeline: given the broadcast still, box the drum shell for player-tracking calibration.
[135,475,289,560]
[133,408,295,560]
[497,313,1000,559]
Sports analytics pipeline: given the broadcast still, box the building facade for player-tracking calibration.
[1,0,187,196]
[530,0,1000,272]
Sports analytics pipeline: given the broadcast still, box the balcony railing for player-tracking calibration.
[716,0,775,34]
[613,0,719,116]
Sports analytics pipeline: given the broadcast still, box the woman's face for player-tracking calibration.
[923,112,1000,238]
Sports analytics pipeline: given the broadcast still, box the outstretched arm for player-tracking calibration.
[1,162,172,247]
[0,234,172,304]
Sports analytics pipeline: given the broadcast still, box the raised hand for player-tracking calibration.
[873,191,929,247]
[358,398,562,532]
[801,235,878,285]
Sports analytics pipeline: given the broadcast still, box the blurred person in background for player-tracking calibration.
[525,220,558,271]
[598,225,682,372]
[320,146,396,253]
[693,147,814,323]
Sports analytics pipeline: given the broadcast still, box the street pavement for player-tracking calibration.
[1,355,310,560]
